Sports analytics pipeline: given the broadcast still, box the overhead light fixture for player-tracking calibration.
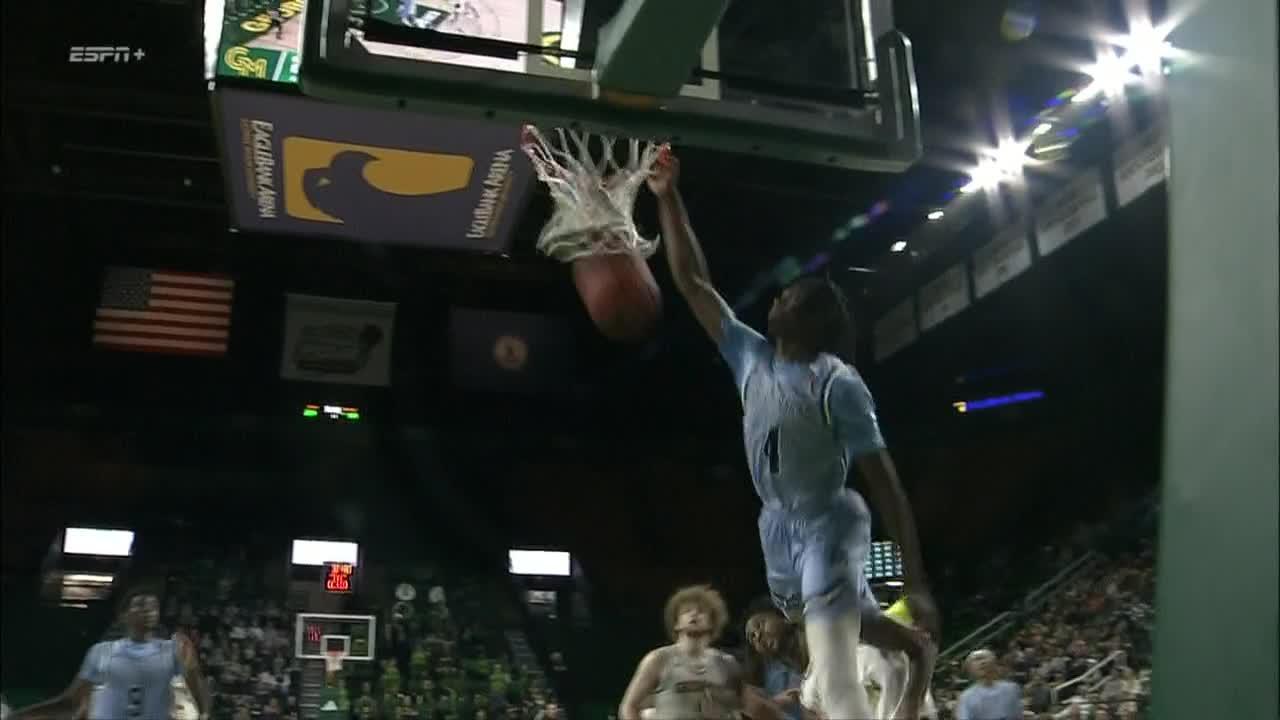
[890,240,907,253]
[1076,26,1180,105]
[1032,122,1054,137]
[1118,20,1179,76]
[1076,49,1138,103]
[927,210,945,221]
[962,138,1030,193]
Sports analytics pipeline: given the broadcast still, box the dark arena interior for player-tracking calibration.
[1,1,1276,720]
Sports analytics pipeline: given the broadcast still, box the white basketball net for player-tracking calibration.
[521,125,664,263]
[324,651,344,675]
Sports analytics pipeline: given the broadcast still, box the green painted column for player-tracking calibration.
[1153,0,1278,719]
[594,0,728,98]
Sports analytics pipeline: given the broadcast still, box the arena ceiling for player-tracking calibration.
[1,0,1169,583]
[3,0,1114,299]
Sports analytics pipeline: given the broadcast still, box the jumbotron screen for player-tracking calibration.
[865,541,903,581]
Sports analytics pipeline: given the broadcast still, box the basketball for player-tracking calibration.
[572,251,662,342]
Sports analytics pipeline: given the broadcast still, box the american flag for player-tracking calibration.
[93,267,235,356]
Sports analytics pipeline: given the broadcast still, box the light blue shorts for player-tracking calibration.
[759,489,881,621]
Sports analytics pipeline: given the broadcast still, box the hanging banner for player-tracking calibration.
[449,308,577,393]
[218,89,532,252]
[281,294,397,387]
[972,224,1034,299]
[1034,168,1108,257]
[873,297,918,363]
[918,264,971,332]
[1113,124,1169,208]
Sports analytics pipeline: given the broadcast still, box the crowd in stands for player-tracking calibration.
[932,518,1121,642]
[162,548,303,720]
[324,578,562,720]
[931,539,1157,720]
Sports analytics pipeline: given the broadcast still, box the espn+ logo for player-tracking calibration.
[69,46,146,63]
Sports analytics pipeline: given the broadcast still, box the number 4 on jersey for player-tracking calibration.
[765,427,780,474]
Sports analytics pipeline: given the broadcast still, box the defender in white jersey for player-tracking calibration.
[13,588,208,720]
[858,599,938,719]
[620,586,782,720]
[649,150,938,720]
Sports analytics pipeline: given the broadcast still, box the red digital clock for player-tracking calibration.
[324,562,355,594]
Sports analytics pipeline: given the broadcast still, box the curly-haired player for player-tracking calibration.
[620,585,783,720]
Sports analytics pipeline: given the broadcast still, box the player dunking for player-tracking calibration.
[12,588,209,720]
[649,150,938,720]
[620,585,783,720]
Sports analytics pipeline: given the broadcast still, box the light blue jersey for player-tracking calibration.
[762,660,804,720]
[718,313,887,620]
[955,680,1022,720]
[78,638,184,720]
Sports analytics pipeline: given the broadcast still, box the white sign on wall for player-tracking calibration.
[972,224,1034,299]
[918,264,971,332]
[873,297,918,363]
[1035,168,1108,257]
[1113,124,1169,208]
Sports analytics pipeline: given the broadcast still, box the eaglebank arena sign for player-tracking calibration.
[216,89,533,252]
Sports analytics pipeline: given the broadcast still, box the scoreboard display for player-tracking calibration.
[324,561,356,593]
[865,541,904,581]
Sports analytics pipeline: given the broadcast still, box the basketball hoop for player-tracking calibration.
[324,650,345,676]
[521,125,665,263]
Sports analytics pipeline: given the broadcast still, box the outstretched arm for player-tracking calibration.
[648,150,772,394]
[176,632,211,717]
[12,660,95,720]
[826,372,939,637]
[619,650,664,720]
[648,149,729,343]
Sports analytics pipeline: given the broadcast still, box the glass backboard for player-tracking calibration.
[296,0,921,170]
[294,613,377,661]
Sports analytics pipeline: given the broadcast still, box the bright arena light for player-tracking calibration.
[890,240,907,253]
[1118,20,1179,75]
[1032,122,1054,137]
[926,210,945,221]
[962,139,1031,193]
[1076,49,1136,103]
[1075,24,1180,104]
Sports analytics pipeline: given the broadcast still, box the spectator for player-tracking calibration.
[534,701,561,720]
[1024,674,1051,715]
[955,650,1022,720]
[355,682,378,720]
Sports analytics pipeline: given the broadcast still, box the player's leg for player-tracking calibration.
[797,540,873,720]
[856,644,881,715]
[856,643,895,719]
[759,512,805,622]
[859,612,935,720]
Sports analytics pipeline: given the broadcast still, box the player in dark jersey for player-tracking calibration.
[650,148,938,720]
[267,5,284,38]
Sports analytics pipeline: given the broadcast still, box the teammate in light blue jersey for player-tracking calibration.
[743,603,813,720]
[14,587,208,720]
[649,149,939,720]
